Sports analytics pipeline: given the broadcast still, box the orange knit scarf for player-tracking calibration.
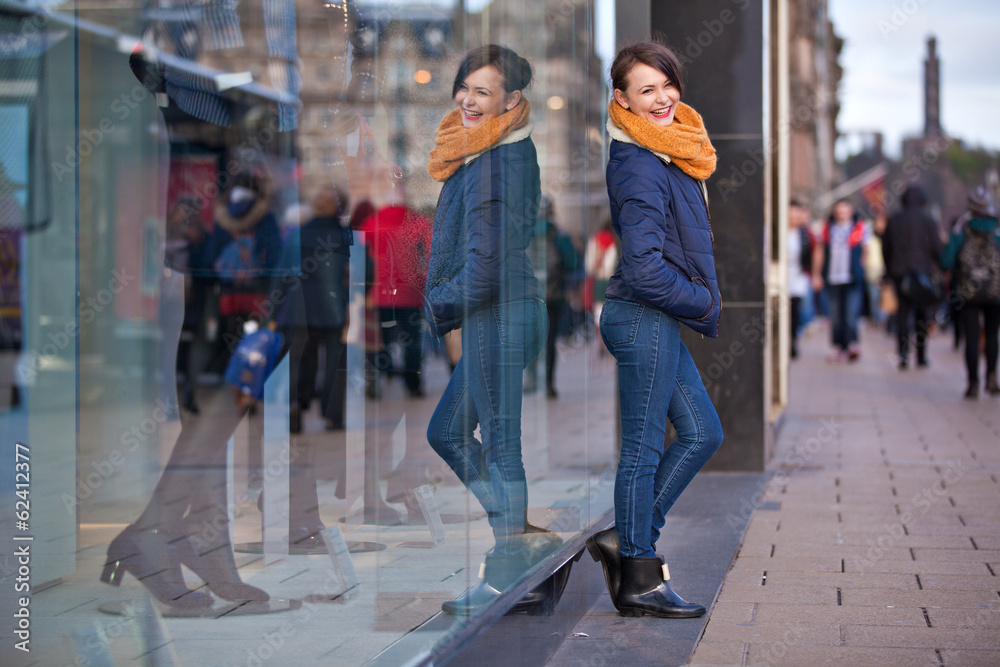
[428,100,531,182]
[608,100,717,181]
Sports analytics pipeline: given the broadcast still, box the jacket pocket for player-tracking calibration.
[691,276,715,321]
[662,253,714,320]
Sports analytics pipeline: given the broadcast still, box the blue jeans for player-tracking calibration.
[427,298,547,556]
[600,298,723,558]
[827,283,862,351]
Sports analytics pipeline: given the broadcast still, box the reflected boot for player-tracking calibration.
[521,515,563,561]
[442,554,543,616]
[586,526,621,609]
[986,373,1000,396]
[101,525,213,609]
[513,557,577,617]
[177,538,270,602]
[617,556,706,618]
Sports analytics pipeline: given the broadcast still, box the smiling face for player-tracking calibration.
[454,65,521,128]
[613,63,681,127]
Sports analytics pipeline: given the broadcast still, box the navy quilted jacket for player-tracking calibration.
[604,140,721,337]
[425,138,541,335]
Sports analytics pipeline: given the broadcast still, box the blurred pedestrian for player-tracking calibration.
[863,216,887,328]
[941,186,1000,399]
[814,199,868,362]
[882,185,943,369]
[587,41,722,620]
[275,183,351,433]
[204,172,284,368]
[585,219,618,350]
[357,191,433,399]
[788,200,814,358]
[526,195,580,397]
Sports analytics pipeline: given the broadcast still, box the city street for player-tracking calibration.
[692,319,1000,666]
[551,318,1000,666]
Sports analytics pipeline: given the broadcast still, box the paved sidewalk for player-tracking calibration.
[691,321,1000,666]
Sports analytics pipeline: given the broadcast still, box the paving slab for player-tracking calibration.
[741,644,937,666]
[691,325,1000,665]
[750,602,927,627]
[840,587,1000,608]
[939,649,1000,666]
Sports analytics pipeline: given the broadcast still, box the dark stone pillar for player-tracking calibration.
[616,0,651,47]
[649,1,769,472]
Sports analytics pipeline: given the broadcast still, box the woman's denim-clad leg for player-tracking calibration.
[427,298,547,556]
[600,298,723,559]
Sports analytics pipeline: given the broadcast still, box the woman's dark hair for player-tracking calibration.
[452,45,533,97]
[610,42,684,97]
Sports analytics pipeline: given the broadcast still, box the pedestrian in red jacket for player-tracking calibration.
[357,200,433,397]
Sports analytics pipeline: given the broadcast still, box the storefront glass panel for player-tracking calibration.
[0,0,619,663]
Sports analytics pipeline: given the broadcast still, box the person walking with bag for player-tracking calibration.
[941,186,1000,398]
[587,42,723,619]
[424,45,558,615]
[882,185,943,369]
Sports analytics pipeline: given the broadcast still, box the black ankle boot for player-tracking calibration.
[586,526,621,609]
[617,556,705,618]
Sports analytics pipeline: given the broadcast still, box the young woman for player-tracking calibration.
[586,42,724,619]
[425,45,556,615]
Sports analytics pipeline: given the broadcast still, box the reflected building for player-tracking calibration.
[340,0,608,234]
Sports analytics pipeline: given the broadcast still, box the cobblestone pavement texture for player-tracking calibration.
[690,321,1000,666]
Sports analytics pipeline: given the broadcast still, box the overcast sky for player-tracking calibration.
[829,0,1000,158]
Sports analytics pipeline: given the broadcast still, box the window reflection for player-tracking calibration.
[1,0,618,663]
